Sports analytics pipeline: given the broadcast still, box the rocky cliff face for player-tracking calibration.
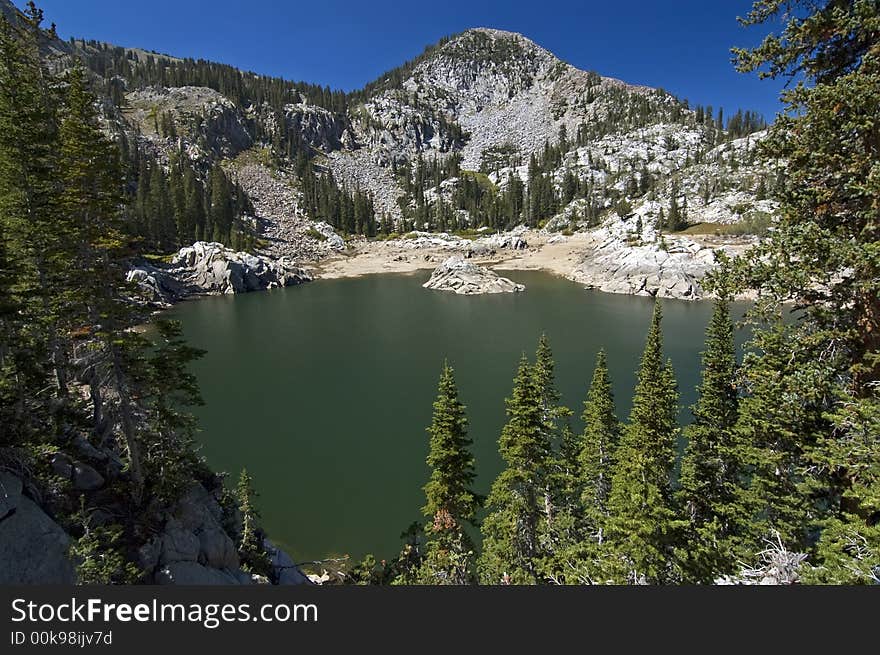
[0,468,308,586]
[282,102,352,152]
[397,28,652,168]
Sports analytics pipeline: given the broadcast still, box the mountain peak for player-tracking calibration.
[436,27,557,64]
[460,27,531,40]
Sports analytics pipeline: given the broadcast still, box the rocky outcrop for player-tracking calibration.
[476,228,528,251]
[126,264,186,304]
[147,483,307,586]
[127,242,312,305]
[423,256,524,294]
[0,458,306,585]
[264,539,310,585]
[0,472,76,584]
[172,242,310,294]
[311,221,345,251]
[379,228,528,254]
[154,562,255,585]
[570,215,748,300]
[282,103,351,153]
[149,484,249,585]
[126,86,253,159]
[573,238,716,299]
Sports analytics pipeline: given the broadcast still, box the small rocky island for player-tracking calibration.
[423,256,525,295]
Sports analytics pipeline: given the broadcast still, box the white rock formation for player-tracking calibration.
[570,215,747,299]
[423,256,524,294]
[127,242,312,304]
[171,242,311,295]
[311,221,345,251]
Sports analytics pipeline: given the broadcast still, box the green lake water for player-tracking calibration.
[166,270,747,561]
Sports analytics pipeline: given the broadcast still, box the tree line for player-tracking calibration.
[295,154,378,236]
[352,286,873,584]
[127,146,255,253]
[76,39,350,115]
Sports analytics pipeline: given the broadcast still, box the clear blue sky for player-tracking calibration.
[21,0,786,121]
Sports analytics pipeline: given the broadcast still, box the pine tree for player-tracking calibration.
[418,361,479,584]
[0,6,67,410]
[209,168,233,244]
[57,67,147,502]
[579,350,620,545]
[236,469,270,574]
[137,320,205,504]
[148,164,174,251]
[133,159,150,237]
[678,299,746,581]
[531,335,576,580]
[68,498,139,584]
[730,0,880,582]
[736,322,819,553]
[182,165,203,245]
[605,302,683,583]
[666,180,684,232]
[479,355,547,584]
[550,350,621,584]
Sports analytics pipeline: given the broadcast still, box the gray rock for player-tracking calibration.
[126,264,184,305]
[72,462,104,491]
[50,453,73,479]
[165,483,239,570]
[128,243,312,304]
[159,519,200,564]
[246,572,271,585]
[154,562,243,585]
[423,256,525,295]
[0,473,76,584]
[311,221,345,251]
[105,453,125,480]
[197,526,239,570]
[0,472,22,499]
[137,536,162,572]
[464,243,496,258]
[175,483,224,530]
[263,539,309,585]
[282,103,348,153]
[126,86,252,160]
[571,219,720,300]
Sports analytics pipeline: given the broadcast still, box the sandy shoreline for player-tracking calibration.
[311,230,594,283]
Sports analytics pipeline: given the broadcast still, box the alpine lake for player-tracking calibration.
[164,269,748,562]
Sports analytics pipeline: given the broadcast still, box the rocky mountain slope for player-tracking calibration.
[2,0,777,289]
[48,17,775,258]
[329,28,777,226]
